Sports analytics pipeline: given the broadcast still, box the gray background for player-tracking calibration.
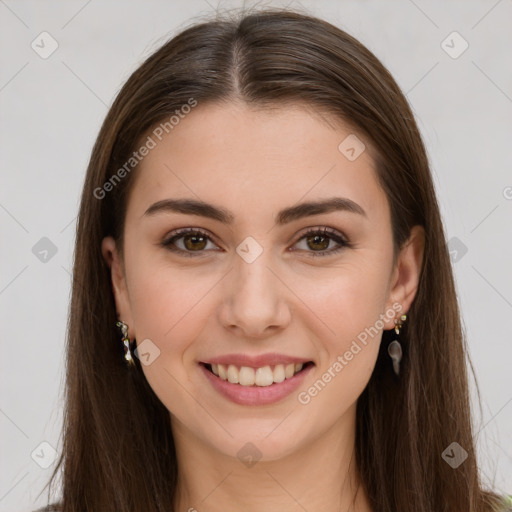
[1,0,511,510]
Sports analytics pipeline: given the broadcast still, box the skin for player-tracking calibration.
[102,101,424,512]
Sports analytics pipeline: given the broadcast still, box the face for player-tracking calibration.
[102,101,424,462]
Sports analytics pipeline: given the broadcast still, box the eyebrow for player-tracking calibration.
[142,197,367,225]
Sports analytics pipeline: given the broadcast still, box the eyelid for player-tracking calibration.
[295,226,348,244]
[161,227,219,257]
[161,225,350,257]
[290,226,350,257]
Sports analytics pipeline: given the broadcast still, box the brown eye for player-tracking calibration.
[292,227,349,257]
[162,228,217,257]
[305,234,330,251]
[161,226,349,259]
[182,233,208,251]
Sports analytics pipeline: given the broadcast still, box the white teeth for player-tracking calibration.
[218,364,227,380]
[273,364,285,383]
[255,366,274,386]
[209,362,307,387]
[239,367,255,386]
[227,364,239,384]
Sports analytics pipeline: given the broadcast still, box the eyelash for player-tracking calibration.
[161,227,350,258]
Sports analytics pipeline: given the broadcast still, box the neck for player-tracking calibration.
[170,403,373,512]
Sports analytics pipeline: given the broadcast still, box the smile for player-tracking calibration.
[206,362,311,386]
[199,361,315,406]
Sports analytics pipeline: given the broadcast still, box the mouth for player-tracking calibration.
[200,361,315,387]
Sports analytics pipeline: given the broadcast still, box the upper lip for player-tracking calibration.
[202,353,313,368]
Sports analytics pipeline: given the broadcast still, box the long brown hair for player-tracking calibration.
[40,7,508,511]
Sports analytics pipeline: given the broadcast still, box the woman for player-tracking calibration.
[36,7,511,512]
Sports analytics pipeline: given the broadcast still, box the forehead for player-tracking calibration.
[125,102,387,225]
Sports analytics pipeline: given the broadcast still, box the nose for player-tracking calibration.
[218,248,291,338]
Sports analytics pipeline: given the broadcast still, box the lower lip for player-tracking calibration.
[199,363,314,406]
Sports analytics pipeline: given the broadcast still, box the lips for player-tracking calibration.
[199,359,315,406]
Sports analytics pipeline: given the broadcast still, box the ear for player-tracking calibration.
[384,224,425,328]
[101,236,136,339]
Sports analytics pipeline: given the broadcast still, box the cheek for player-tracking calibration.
[293,257,391,378]
[125,238,201,325]
[127,266,207,416]
[296,273,386,414]
[129,266,206,348]
[297,259,390,334]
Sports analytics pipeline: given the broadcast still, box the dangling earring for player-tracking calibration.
[388,313,407,376]
[116,320,136,368]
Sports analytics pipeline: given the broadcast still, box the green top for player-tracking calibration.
[499,494,512,511]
